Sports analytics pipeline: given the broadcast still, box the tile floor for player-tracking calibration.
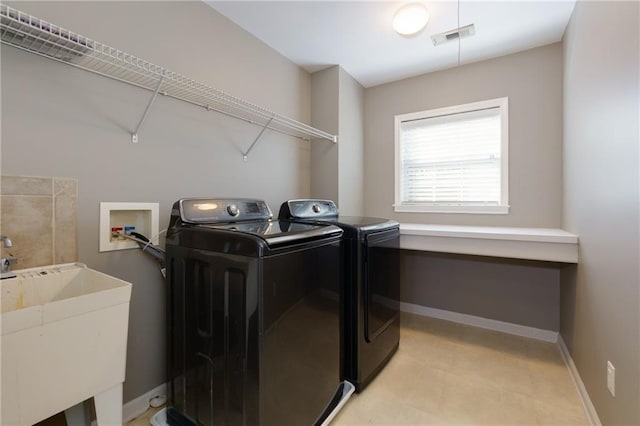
[126,312,588,425]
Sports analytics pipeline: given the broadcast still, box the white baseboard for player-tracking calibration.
[400,302,559,343]
[557,336,602,426]
[122,383,167,423]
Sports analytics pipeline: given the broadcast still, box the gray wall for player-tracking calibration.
[337,67,365,215]
[364,43,563,227]
[363,44,564,331]
[1,1,314,402]
[402,251,560,331]
[311,66,365,215]
[561,1,640,424]
[310,67,339,202]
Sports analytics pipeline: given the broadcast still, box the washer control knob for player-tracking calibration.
[227,204,239,217]
[312,204,321,213]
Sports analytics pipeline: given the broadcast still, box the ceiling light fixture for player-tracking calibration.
[393,3,429,36]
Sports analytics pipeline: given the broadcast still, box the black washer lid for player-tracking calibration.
[172,219,343,255]
[199,220,343,246]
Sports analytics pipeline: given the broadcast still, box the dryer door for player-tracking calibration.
[363,228,400,342]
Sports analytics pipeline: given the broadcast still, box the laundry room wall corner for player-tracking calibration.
[310,65,365,216]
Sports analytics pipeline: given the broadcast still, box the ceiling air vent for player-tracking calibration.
[431,24,475,46]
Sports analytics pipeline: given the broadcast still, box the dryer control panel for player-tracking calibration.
[279,199,338,219]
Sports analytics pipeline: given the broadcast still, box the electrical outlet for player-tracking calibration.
[607,361,615,397]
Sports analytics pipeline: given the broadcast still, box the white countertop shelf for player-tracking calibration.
[400,224,579,263]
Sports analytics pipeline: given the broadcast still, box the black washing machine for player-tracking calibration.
[279,199,400,392]
[165,198,352,425]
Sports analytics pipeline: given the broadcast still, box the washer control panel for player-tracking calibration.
[179,198,272,223]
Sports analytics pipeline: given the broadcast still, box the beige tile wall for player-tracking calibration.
[1,176,77,269]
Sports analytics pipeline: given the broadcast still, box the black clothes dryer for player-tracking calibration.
[279,199,400,392]
[165,198,349,425]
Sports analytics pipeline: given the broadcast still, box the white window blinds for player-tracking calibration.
[395,98,509,213]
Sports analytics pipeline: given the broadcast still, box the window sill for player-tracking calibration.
[394,205,509,214]
[400,224,579,263]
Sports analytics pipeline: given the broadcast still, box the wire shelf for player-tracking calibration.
[0,5,338,144]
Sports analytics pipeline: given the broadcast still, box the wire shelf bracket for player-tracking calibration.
[132,74,165,143]
[243,115,274,161]
[0,5,338,147]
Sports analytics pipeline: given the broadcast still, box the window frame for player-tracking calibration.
[394,97,510,214]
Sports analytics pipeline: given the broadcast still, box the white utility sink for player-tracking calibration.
[1,263,132,426]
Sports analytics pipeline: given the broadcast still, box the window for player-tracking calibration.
[394,97,509,214]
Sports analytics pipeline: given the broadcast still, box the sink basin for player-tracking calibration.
[1,263,132,425]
